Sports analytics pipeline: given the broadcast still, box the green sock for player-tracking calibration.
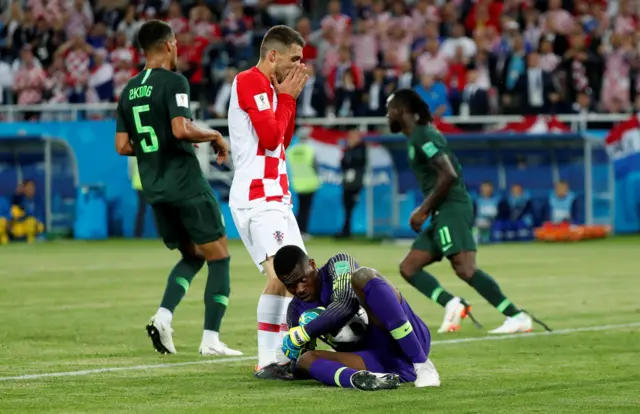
[468,269,520,317]
[204,257,231,332]
[407,270,455,307]
[160,258,204,312]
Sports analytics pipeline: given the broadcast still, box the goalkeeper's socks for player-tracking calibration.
[309,359,357,388]
[468,269,520,317]
[363,277,427,364]
[203,257,231,332]
[257,294,288,368]
[407,270,455,307]
[309,359,400,390]
[159,257,205,312]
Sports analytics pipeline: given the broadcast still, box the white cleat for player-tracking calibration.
[489,312,533,334]
[437,297,468,333]
[414,359,440,388]
[199,342,244,356]
[146,317,177,354]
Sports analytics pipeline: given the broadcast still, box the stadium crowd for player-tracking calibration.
[0,0,639,120]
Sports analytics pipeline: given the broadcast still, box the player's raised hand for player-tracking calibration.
[272,64,309,99]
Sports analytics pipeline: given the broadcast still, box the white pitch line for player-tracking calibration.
[1,322,638,382]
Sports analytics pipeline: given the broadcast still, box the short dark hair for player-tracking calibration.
[137,20,174,53]
[273,245,308,279]
[260,25,305,58]
[389,89,433,124]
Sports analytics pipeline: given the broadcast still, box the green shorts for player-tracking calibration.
[412,203,476,260]
[152,192,225,250]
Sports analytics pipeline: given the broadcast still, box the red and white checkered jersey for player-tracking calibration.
[228,67,297,209]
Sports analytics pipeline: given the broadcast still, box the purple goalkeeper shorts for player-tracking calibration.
[354,298,431,382]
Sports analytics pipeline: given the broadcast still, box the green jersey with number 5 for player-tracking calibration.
[116,68,210,205]
[407,124,471,207]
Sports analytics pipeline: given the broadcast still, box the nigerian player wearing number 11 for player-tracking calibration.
[114,20,242,356]
[386,89,551,334]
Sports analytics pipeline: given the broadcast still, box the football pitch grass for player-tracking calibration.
[0,237,638,413]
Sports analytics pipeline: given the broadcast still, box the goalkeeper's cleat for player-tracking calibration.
[488,312,533,334]
[414,359,440,388]
[437,297,470,333]
[350,371,400,391]
[146,317,176,354]
[253,362,295,380]
[199,341,243,356]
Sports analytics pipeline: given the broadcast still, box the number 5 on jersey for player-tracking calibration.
[133,104,159,153]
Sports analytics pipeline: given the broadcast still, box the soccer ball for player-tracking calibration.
[299,306,369,345]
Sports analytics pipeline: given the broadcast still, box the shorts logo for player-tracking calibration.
[273,230,284,244]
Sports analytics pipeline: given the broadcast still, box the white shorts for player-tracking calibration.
[230,203,306,273]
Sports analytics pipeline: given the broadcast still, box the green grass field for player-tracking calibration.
[0,237,639,413]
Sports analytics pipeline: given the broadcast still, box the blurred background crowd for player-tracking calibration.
[1,0,639,120]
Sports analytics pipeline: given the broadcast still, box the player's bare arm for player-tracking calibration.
[410,154,457,233]
[171,117,228,164]
[115,132,134,156]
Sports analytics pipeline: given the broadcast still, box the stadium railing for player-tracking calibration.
[0,103,632,129]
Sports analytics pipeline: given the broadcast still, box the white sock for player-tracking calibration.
[257,294,288,368]
[201,330,220,345]
[155,307,173,325]
[276,296,293,363]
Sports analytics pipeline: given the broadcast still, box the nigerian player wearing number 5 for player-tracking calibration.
[386,89,551,334]
[114,20,242,356]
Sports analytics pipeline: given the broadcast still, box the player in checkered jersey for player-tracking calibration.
[226,25,310,376]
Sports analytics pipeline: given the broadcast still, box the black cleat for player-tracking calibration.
[253,362,295,380]
[350,371,400,391]
[146,322,172,354]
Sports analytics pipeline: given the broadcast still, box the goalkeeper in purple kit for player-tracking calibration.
[255,245,440,390]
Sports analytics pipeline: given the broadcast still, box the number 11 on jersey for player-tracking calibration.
[133,104,159,153]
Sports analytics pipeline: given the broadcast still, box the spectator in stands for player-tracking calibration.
[211,66,236,118]
[600,33,633,113]
[362,66,391,117]
[116,4,142,44]
[10,7,37,59]
[327,45,364,115]
[13,45,47,117]
[297,63,326,118]
[440,23,476,61]
[87,48,114,104]
[445,45,469,114]
[0,52,13,105]
[338,128,366,239]
[416,37,448,79]
[10,179,44,243]
[414,74,451,118]
[268,0,303,28]
[562,32,603,106]
[56,35,93,104]
[474,182,501,244]
[351,18,378,75]
[459,66,490,128]
[518,52,558,115]
[320,0,351,38]
[64,0,94,40]
[545,180,578,224]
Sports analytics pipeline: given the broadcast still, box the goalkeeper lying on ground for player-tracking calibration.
[255,245,440,390]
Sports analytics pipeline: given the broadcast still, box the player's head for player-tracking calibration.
[273,245,320,302]
[386,89,432,133]
[136,20,178,69]
[260,25,305,83]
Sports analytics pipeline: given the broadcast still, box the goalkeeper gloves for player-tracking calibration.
[282,326,310,361]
